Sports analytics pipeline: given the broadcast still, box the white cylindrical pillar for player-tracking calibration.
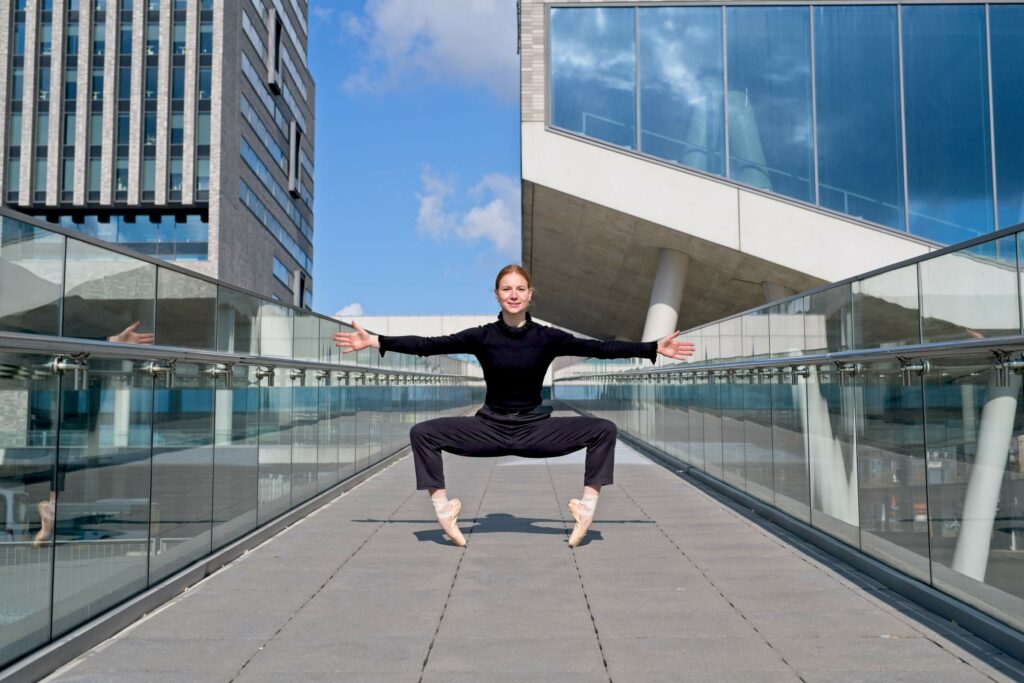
[952,370,1021,581]
[641,248,690,342]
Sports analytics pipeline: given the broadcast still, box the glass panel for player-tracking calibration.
[550,7,637,149]
[718,317,741,362]
[741,310,770,359]
[0,219,64,336]
[292,370,318,504]
[814,6,903,230]
[745,373,774,503]
[257,368,291,523]
[853,263,920,349]
[903,5,994,242]
[805,283,852,353]
[63,239,156,344]
[212,365,259,549]
[0,352,58,668]
[337,372,356,481]
[293,313,319,362]
[726,6,813,202]
[772,373,810,521]
[688,378,704,470]
[768,296,806,358]
[51,360,153,638]
[663,377,689,466]
[806,364,859,546]
[638,6,724,175]
[155,268,216,350]
[703,377,723,479]
[721,374,745,489]
[921,237,1019,343]
[319,318,341,365]
[991,6,1024,229]
[317,373,339,490]
[926,355,1024,630]
[149,362,214,583]
[215,286,260,355]
[259,300,292,358]
[857,360,929,581]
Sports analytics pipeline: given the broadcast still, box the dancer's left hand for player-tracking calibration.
[656,331,695,360]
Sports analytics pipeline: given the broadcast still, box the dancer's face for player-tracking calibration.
[495,273,532,315]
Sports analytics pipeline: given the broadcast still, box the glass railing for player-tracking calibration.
[554,222,1024,635]
[0,210,484,669]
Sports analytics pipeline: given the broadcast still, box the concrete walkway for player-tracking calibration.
[46,434,1024,682]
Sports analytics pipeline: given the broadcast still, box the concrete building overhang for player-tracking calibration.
[522,124,938,341]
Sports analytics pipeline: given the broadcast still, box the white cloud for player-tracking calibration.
[342,0,518,100]
[415,167,520,257]
[336,303,365,317]
[309,4,335,23]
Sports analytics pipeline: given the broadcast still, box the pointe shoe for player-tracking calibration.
[567,498,596,548]
[435,498,466,547]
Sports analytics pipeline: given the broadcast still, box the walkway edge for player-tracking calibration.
[610,427,1024,662]
[1,447,412,683]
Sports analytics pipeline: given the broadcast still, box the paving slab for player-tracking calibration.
[43,423,1024,682]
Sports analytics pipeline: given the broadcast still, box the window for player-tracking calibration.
[38,67,51,100]
[66,24,79,54]
[91,69,104,100]
[115,158,128,191]
[11,68,24,101]
[173,23,186,54]
[198,68,211,99]
[40,24,52,55]
[273,256,291,289]
[120,26,132,55]
[168,157,183,192]
[144,113,157,144]
[199,23,213,54]
[62,159,74,192]
[89,113,103,146]
[117,112,130,145]
[64,68,77,100]
[170,113,183,144]
[88,158,101,193]
[196,157,210,192]
[14,23,26,56]
[93,22,106,55]
[35,158,47,193]
[171,67,184,99]
[142,158,156,192]
[196,112,211,146]
[9,113,22,147]
[63,113,75,145]
[146,24,159,55]
[118,66,131,97]
[35,112,49,147]
[145,66,157,98]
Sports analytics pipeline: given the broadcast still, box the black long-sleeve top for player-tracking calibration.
[378,313,658,412]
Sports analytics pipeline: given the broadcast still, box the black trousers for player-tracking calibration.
[409,405,617,490]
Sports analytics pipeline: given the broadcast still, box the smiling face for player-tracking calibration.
[495,272,532,316]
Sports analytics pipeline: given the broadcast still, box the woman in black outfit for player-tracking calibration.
[334,265,694,547]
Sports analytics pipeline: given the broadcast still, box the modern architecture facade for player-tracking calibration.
[0,0,315,306]
[520,0,1024,342]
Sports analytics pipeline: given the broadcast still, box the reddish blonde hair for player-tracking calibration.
[494,264,532,290]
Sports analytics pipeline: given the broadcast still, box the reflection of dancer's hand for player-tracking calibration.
[333,321,379,353]
[108,321,154,344]
[656,331,696,360]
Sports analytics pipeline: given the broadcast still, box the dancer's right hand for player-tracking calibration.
[333,321,377,352]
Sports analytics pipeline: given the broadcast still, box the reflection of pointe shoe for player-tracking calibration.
[32,500,55,548]
[567,498,596,548]
[435,498,466,547]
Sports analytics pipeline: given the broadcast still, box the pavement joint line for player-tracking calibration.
[545,459,613,683]
[615,482,807,682]
[226,488,419,683]
[417,458,498,682]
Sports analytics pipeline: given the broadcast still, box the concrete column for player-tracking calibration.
[642,248,689,342]
[952,370,1021,581]
[113,383,130,448]
[762,281,796,304]
[215,388,233,446]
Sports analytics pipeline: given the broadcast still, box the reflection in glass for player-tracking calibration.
[926,355,1024,630]
[291,370,319,505]
[805,284,852,353]
[260,300,293,359]
[0,218,64,335]
[51,360,153,637]
[155,268,216,349]
[772,373,809,521]
[921,237,1019,343]
[903,5,993,242]
[149,363,214,583]
[741,310,769,358]
[806,365,859,546]
[638,7,723,174]
[63,239,156,343]
[854,264,920,348]
[293,313,319,362]
[336,372,357,480]
[216,287,261,355]
[703,377,723,478]
[550,7,637,149]
[317,372,339,491]
[768,297,806,358]
[857,361,929,580]
[744,375,774,503]
[213,365,259,549]
[726,6,813,202]
[992,6,1024,229]
[0,353,58,668]
[721,375,745,489]
[814,6,903,230]
[257,368,292,523]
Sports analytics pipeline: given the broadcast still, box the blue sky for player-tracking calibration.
[307,1,521,318]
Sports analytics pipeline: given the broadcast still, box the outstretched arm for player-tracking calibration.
[333,321,379,354]
[335,322,479,357]
[655,331,696,361]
